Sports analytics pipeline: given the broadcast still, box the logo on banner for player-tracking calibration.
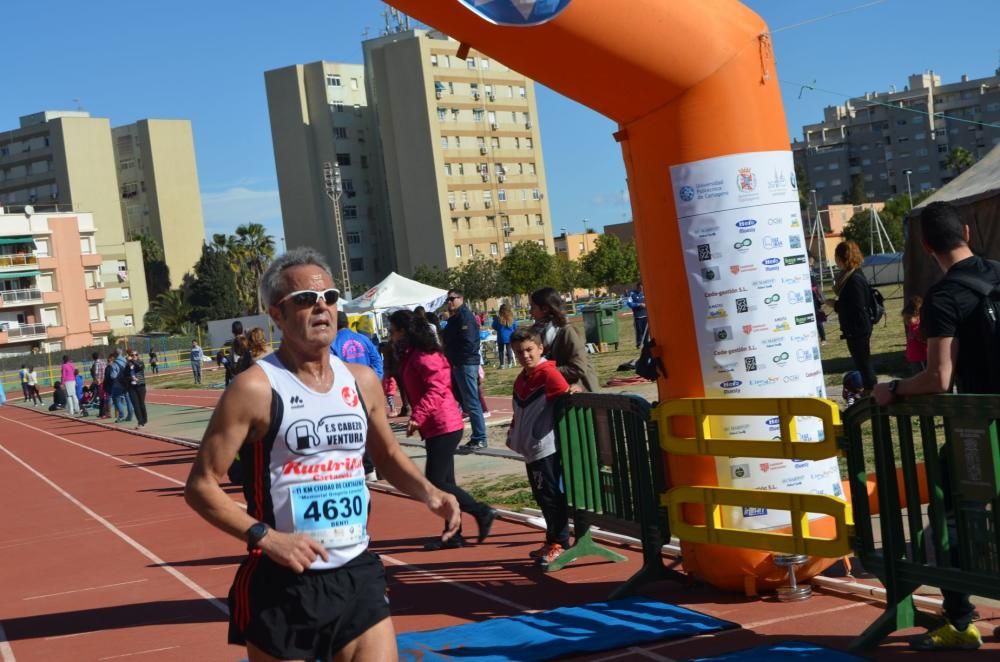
[772,320,791,332]
[790,171,798,189]
[679,185,695,202]
[697,243,716,261]
[772,352,789,366]
[797,347,820,362]
[744,356,758,372]
[735,297,749,314]
[789,234,802,249]
[788,289,813,304]
[735,218,757,233]
[737,167,756,193]
[706,304,728,320]
[701,266,721,281]
[795,313,816,325]
[457,0,573,27]
[720,380,742,394]
[753,278,776,290]
[712,326,733,342]
[763,236,784,250]
[767,169,788,192]
[789,214,802,228]
[692,223,720,238]
[764,294,781,308]
[784,254,807,266]
[733,238,752,253]
[767,217,783,226]
[731,463,751,479]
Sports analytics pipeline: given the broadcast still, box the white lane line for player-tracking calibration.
[0,621,15,662]
[0,416,186,487]
[381,554,533,613]
[0,444,228,615]
[98,646,179,660]
[23,579,148,601]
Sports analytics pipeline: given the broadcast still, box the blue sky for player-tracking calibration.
[2,1,997,244]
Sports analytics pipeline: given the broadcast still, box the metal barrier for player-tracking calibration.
[842,394,1000,651]
[552,392,681,598]
[654,397,854,558]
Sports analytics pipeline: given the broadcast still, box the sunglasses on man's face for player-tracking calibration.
[278,288,340,307]
[446,296,461,302]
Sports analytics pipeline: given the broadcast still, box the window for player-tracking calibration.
[431,54,438,67]
[35,238,50,257]
[521,189,529,201]
[342,178,354,193]
[468,243,474,255]
[121,288,131,300]
[454,136,461,148]
[830,178,841,187]
[336,153,351,166]
[473,109,484,122]
[444,163,452,176]
[494,163,505,175]
[526,163,536,175]
[353,104,361,116]
[480,58,490,70]
[498,189,507,201]
[525,138,533,148]
[346,231,361,244]
[519,86,526,98]
[457,163,465,175]
[470,83,480,96]
[451,108,460,121]
[350,78,359,90]
[332,101,344,113]
[437,107,447,120]
[535,214,544,226]
[455,245,462,257]
[334,127,347,139]
[343,205,358,219]
[488,111,497,126]
[88,303,100,321]
[827,163,839,170]
[483,191,493,205]
[532,188,541,200]
[441,136,449,149]
[467,57,476,69]
[123,315,134,328]
[918,164,930,173]
[360,155,368,169]
[491,137,500,149]
[504,241,512,254]
[490,243,498,255]
[447,192,456,207]
[465,216,472,229]
[350,257,364,272]
[326,74,342,87]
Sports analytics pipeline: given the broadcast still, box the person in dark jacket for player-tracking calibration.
[833,240,876,392]
[126,350,148,429]
[440,288,487,451]
[49,381,67,411]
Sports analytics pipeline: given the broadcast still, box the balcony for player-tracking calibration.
[42,291,63,304]
[0,288,43,307]
[2,322,49,341]
[90,320,111,334]
[0,253,38,270]
[85,287,106,302]
[81,253,103,268]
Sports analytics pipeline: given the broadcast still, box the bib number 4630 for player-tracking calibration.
[302,495,364,523]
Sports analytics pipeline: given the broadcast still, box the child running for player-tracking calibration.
[507,327,572,567]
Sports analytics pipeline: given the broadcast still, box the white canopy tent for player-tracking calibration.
[341,272,448,314]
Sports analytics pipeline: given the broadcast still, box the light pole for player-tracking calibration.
[902,169,914,210]
[322,161,353,300]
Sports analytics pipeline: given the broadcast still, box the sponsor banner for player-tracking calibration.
[672,150,838,530]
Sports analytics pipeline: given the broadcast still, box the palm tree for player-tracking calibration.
[144,289,193,334]
[944,147,975,176]
[234,223,276,312]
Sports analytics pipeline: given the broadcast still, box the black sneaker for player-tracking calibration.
[460,439,488,452]
[476,508,498,543]
[423,534,466,550]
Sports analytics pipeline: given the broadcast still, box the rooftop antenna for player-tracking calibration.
[72,98,83,111]
[361,27,369,40]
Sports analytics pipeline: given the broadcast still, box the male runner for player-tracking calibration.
[185,248,461,662]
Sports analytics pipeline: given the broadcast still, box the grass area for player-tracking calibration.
[464,473,536,511]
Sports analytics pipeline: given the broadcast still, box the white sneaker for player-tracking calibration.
[365,471,378,482]
[482,411,492,418]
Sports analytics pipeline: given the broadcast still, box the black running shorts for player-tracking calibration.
[228,550,391,660]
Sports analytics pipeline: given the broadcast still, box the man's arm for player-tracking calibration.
[873,336,957,405]
[184,367,328,572]
[346,364,461,538]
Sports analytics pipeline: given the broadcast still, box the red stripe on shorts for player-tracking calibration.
[236,550,261,629]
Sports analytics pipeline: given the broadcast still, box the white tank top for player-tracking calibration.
[248,352,370,570]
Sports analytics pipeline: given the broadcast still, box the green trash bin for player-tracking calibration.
[582,303,620,348]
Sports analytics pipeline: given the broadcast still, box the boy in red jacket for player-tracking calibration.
[507,327,571,567]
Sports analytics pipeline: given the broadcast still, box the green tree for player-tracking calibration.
[551,255,585,300]
[413,264,455,290]
[795,163,812,219]
[500,241,554,296]
[848,174,866,205]
[455,253,501,307]
[580,234,639,291]
[842,191,935,255]
[944,146,975,176]
[189,243,242,325]
[233,223,276,312]
[130,232,171,300]
[143,288,192,334]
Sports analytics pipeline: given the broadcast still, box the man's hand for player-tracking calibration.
[406,419,419,437]
[257,530,330,573]
[872,381,894,406]
[425,491,462,540]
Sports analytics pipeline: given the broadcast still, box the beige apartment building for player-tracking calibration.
[0,111,174,334]
[266,29,554,283]
[0,208,112,355]
[111,119,206,288]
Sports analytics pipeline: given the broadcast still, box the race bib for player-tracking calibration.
[290,478,368,548]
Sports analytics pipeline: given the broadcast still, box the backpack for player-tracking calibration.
[868,286,886,326]
[947,264,1000,390]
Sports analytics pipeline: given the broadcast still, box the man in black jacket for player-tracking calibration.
[874,201,1000,651]
[441,289,488,451]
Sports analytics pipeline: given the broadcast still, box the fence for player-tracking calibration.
[551,392,681,598]
[842,394,1000,650]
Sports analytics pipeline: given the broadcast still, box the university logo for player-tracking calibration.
[680,185,695,202]
[737,167,756,193]
[458,0,573,27]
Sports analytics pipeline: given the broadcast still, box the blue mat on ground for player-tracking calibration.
[396,595,736,661]
[689,641,863,661]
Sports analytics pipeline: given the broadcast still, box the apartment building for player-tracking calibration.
[265,29,555,283]
[0,111,158,334]
[554,231,601,262]
[111,119,207,288]
[0,208,111,356]
[265,62,382,289]
[793,68,1000,208]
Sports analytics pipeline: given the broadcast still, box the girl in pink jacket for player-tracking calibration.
[389,309,497,550]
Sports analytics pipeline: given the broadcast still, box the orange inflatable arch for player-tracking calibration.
[387,0,839,593]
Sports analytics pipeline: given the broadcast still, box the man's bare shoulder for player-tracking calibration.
[220,364,273,412]
[344,362,379,392]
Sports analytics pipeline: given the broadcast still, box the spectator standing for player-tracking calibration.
[190,340,203,384]
[90,353,109,417]
[441,289,488,451]
[492,304,518,368]
[149,351,159,375]
[109,350,134,423]
[833,241,876,392]
[902,296,928,374]
[26,367,42,405]
[530,287,599,392]
[874,201,1000,651]
[74,370,88,417]
[390,309,496,549]
[19,364,30,402]
[331,311,384,379]
[127,350,148,429]
[507,327,572,567]
[218,348,236,387]
[811,274,828,343]
[626,281,648,348]
[61,356,79,415]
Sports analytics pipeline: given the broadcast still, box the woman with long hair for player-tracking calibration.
[492,303,518,369]
[389,309,496,549]
[833,240,877,392]
[529,287,598,392]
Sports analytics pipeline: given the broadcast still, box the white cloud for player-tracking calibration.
[590,189,630,207]
[201,187,283,239]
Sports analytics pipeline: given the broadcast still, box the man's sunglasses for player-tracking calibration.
[278,288,340,307]
[446,296,461,302]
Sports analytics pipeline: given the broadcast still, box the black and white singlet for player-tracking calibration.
[244,352,370,570]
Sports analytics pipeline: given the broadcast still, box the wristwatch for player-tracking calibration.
[888,379,900,401]
[245,522,269,551]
